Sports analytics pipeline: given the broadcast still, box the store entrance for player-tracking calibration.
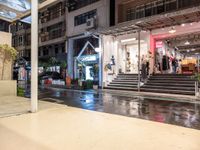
[125,45,138,73]
[75,54,99,82]
[154,33,200,75]
[122,41,148,74]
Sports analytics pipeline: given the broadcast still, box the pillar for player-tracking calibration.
[31,0,38,113]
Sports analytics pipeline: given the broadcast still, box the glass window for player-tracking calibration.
[165,0,177,12]
[68,0,100,12]
[74,9,97,26]
[136,5,145,19]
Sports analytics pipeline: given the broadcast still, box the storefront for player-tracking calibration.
[67,35,101,85]
[152,21,200,75]
[102,31,151,86]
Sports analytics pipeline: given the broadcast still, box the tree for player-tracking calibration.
[0,44,17,80]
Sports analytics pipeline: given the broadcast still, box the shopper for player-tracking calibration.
[172,58,178,74]
[141,55,147,82]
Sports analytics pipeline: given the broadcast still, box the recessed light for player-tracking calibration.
[181,24,185,27]
[169,27,176,34]
[121,38,137,43]
[184,41,190,45]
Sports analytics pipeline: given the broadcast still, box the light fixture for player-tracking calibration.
[181,23,185,27]
[191,48,196,51]
[169,27,176,34]
[95,47,101,53]
[121,38,136,43]
[184,41,190,45]
[187,50,190,53]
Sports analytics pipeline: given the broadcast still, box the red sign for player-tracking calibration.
[156,41,163,48]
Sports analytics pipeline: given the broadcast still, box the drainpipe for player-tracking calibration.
[138,30,141,92]
[31,0,38,113]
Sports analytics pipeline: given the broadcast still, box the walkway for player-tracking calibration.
[0,102,200,150]
[40,87,200,130]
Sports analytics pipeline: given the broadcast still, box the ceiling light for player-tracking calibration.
[95,47,101,53]
[169,27,176,34]
[121,38,136,43]
[181,23,185,27]
[184,41,190,45]
[191,48,196,51]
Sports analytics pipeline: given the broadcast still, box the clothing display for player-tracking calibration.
[162,55,170,71]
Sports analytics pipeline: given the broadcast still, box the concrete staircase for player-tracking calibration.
[106,74,138,90]
[141,74,196,95]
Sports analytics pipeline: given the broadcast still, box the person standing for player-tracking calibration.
[172,58,178,74]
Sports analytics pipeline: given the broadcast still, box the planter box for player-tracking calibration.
[0,80,17,96]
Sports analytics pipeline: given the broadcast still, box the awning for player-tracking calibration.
[98,6,200,36]
[0,0,58,22]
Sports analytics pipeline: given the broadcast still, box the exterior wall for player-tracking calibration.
[11,21,31,58]
[67,0,110,37]
[11,0,67,61]
[115,0,200,23]
[0,19,10,32]
[0,31,13,80]
[38,0,66,61]
[67,0,110,80]
[0,31,12,46]
[0,81,17,96]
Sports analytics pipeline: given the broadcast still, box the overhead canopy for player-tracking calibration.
[0,0,58,22]
[98,6,200,36]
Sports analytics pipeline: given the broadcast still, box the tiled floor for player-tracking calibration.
[0,100,200,150]
[0,96,58,118]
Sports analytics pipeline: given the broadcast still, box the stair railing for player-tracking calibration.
[195,81,199,97]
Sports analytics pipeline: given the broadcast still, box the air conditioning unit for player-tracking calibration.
[86,17,96,29]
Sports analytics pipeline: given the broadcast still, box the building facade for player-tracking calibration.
[39,0,67,61]
[0,19,10,32]
[11,21,31,59]
[11,0,67,62]
[66,0,110,86]
[100,0,200,87]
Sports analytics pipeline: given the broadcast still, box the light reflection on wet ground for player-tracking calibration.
[39,88,200,130]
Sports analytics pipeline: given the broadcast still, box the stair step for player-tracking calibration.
[118,74,138,75]
[142,85,195,91]
[116,79,138,81]
[141,88,195,95]
[110,81,138,85]
[148,80,195,84]
[145,83,195,87]
[149,78,195,81]
[150,76,193,79]
[105,86,138,91]
[153,74,193,76]
[108,84,138,87]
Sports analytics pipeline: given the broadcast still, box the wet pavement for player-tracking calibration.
[39,87,200,130]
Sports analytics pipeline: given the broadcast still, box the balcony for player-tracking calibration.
[39,15,65,29]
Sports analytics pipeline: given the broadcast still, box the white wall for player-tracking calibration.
[67,0,110,37]
[0,31,12,46]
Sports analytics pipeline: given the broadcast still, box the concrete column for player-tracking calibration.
[31,0,38,113]
[99,35,103,88]
[138,30,141,92]
[67,39,74,78]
